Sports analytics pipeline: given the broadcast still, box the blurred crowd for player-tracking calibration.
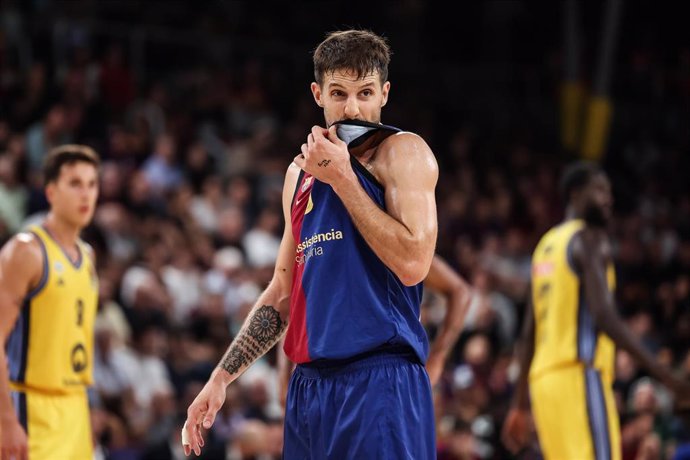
[2,2,690,459]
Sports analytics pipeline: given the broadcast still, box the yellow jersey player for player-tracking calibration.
[502,161,690,460]
[0,145,100,460]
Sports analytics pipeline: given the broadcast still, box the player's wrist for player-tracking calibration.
[211,366,234,388]
[330,165,357,194]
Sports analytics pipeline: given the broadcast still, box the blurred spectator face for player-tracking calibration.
[631,381,658,414]
[463,334,491,368]
[0,155,19,187]
[154,134,176,163]
[99,163,123,201]
[46,161,99,228]
[310,69,390,126]
[44,105,67,137]
[217,207,245,243]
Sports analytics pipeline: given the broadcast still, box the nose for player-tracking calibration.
[343,97,360,119]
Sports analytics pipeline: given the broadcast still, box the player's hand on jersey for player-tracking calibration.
[294,125,352,186]
[1,414,28,460]
[182,371,228,456]
[501,407,531,454]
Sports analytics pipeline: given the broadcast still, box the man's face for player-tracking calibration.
[310,69,390,126]
[582,173,613,227]
[46,161,99,229]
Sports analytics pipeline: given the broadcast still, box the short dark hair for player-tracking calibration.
[559,161,603,202]
[313,30,391,86]
[43,144,101,185]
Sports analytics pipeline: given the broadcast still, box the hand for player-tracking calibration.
[501,407,531,454]
[1,414,28,460]
[182,371,229,456]
[293,126,352,186]
[425,352,445,387]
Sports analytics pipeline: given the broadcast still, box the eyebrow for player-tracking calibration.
[328,81,376,90]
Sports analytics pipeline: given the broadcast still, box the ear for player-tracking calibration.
[381,81,391,107]
[310,82,324,107]
[45,183,55,205]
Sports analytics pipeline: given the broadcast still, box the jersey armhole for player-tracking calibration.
[566,230,583,277]
[26,232,49,299]
[290,169,306,209]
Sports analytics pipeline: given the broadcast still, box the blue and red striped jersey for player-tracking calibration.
[283,121,429,364]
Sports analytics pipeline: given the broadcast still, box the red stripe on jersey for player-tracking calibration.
[283,174,313,363]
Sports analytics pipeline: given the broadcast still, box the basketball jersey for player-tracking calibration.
[283,121,428,364]
[529,219,616,381]
[6,224,98,393]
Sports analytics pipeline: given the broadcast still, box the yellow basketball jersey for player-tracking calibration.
[529,219,616,381]
[7,225,98,393]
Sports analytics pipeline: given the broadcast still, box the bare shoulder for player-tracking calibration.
[378,131,435,162]
[573,227,610,265]
[1,232,43,265]
[376,132,438,185]
[0,232,44,289]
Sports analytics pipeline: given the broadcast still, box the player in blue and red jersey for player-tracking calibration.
[183,29,441,459]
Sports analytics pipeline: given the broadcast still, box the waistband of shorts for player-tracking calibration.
[296,346,420,378]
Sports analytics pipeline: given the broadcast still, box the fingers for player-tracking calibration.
[327,125,345,145]
[184,405,206,456]
[203,401,220,429]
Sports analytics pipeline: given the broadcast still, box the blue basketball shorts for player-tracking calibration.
[283,350,436,459]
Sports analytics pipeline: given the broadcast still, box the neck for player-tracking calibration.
[44,212,81,248]
[564,205,579,221]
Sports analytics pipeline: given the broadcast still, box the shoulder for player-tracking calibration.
[571,227,609,267]
[375,132,438,185]
[0,232,44,287]
[377,132,435,162]
[1,232,44,265]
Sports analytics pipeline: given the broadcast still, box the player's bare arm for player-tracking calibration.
[424,255,472,385]
[501,286,535,454]
[182,163,299,457]
[574,228,690,398]
[295,127,438,286]
[0,234,43,459]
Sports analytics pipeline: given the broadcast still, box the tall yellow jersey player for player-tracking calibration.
[0,145,100,460]
[502,161,690,460]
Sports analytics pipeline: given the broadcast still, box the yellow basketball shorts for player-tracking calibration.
[10,388,93,460]
[529,366,620,460]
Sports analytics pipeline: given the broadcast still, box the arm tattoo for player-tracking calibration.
[317,159,331,167]
[219,305,287,375]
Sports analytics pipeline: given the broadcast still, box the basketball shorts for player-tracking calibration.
[11,387,93,460]
[530,365,620,460]
[283,350,435,459]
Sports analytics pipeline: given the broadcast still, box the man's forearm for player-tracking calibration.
[332,172,431,284]
[215,292,289,386]
[429,288,471,360]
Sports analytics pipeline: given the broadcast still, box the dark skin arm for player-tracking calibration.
[574,228,690,393]
[424,255,473,386]
[501,286,535,453]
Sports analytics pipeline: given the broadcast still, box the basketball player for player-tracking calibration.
[501,162,690,459]
[183,30,439,458]
[0,145,99,459]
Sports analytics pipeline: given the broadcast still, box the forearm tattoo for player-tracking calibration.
[219,305,287,375]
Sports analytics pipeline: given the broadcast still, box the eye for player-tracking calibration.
[331,90,344,97]
[361,89,373,97]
